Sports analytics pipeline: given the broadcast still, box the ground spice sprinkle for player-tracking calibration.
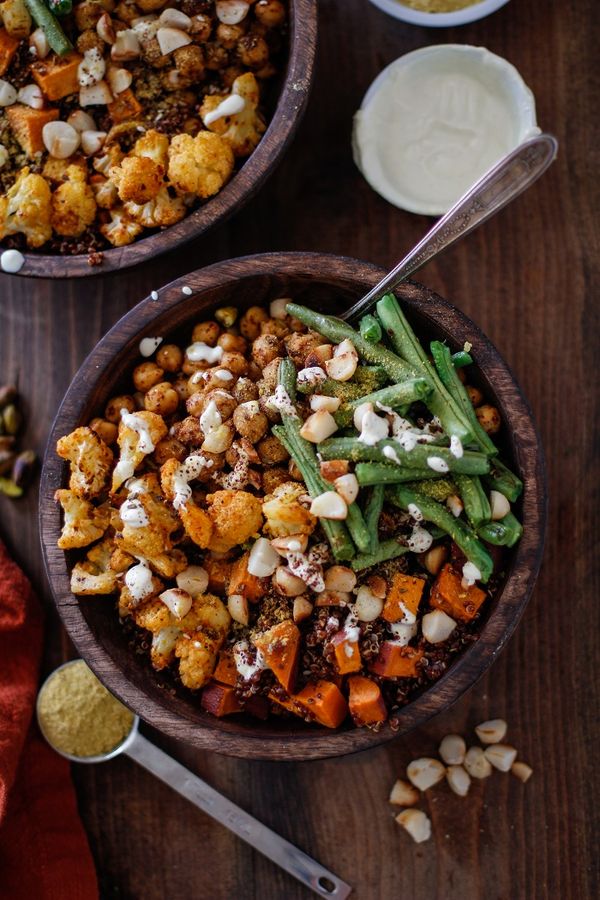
[38,660,134,759]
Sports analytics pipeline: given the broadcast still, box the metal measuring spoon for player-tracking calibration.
[36,661,352,900]
[343,133,559,323]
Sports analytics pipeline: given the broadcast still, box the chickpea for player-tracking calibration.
[187,389,237,421]
[199,367,237,392]
[252,333,283,369]
[233,377,259,403]
[113,0,138,24]
[156,343,183,373]
[133,391,146,410]
[214,306,238,328]
[136,0,167,10]
[260,318,289,338]
[465,385,484,407]
[89,417,118,445]
[105,394,135,423]
[172,376,193,403]
[233,401,269,443]
[247,360,263,382]
[257,356,282,396]
[220,351,249,377]
[475,404,501,435]
[289,316,306,333]
[254,0,286,27]
[144,381,180,416]
[74,0,104,30]
[262,466,290,494]
[133,361,165,392]
[172,415,204,446]
[216,22,246,48]
[192,320,221,346]
[237,33,270,69]
[257,433,289,465]
[239,305,269,340]
[190,13,212,41]
[76,30,105,54]
[153,436,187,465]
[217,331,247,354]
[284,331,323,367]
[204,41,229,70]
[222,64,245,88]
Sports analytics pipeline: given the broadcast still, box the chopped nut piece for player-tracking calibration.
[446,765,471,797]
[406,757,446,791]
[395,809,431,844]
[511,761,533,783]
[475,719,508,744]
[463,746,492,779]
[439,734,466,766]
[484,744,517,772]
[388,779,419,807]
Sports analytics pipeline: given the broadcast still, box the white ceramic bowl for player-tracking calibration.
[368,0,510,28]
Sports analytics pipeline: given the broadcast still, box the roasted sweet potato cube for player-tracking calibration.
[31,52,82,100]
[0,28,20,76]
[295,680,348,728]
[253,619,300,692]
[108,88,142,123]
[213,650,237,687]
[332,632,361,675]
[383,573,426,623]
[429,563,487,622]
[228,551,268,603]
[6,105,60,156]
[369,643,423,678]
[203,557,232,596]
[348,675,387,724]
[201,682,241,717]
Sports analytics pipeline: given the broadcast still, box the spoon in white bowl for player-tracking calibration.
[343,133,558,323]
[36,662,352,900]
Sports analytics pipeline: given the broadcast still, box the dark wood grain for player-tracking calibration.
[1,0,598,896]
[39,253,546,760]
[9,0,318,279]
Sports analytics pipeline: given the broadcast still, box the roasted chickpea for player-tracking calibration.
[475,404,501,434]
[144,381,180,416]
[202,419,235,454]
[257,433,289,465]
[233,400,269,443]
[172,376,193,403]
[217,331,247,354]
[465,385,484,407]
[204,41,229,70]
[262,466,290,494]
[284,331,323,367]
[187,389,237,421]
[239,305,269,340]
[252,333,283,369]
[222,64,245,88]
[105,394,136,423]
[257,356,282,396]
[220,351,249,377]
[113,0,138,24]
[172,415,204,446]
[195,449,226,480]
[254,0,286,27]
[192,320,221,346]
[133,391,146,410]
[247,360,263,382]
[89,417,118,445]
[233,377,259,403]
[74,0,104,29]
[190,12,213,41]
[156,343,183,373]
[153,436,187,465]
[76,30,105,54]
[133,361,165,392]
[216,22,246,48]
[196,367,237,393]
[174,44,205,80]
[237,33,269,69]
[260,318,289,338]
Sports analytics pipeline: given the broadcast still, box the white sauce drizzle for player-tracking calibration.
[121,410,156,454]
[1,249,24,273]
[120,497,149,528]
[172,454,213,510]
[270,385,298,418]
[199,399,222,436]
[450,435,464,459]
[427,455,450,473]
[125,559,154,603]
[462,561,481,587]
[388,621,417,646]
[233,640,265,681]
[296,366,326,387]
[186,341,224,364]
[139,336,163,357]
[204,93,245,126]
[407,524,433,553]
[358,410,389,446]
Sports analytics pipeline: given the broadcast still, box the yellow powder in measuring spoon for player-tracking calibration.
[38,660,134,758]
[398,0,481,11]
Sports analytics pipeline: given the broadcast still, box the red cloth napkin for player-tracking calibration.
[0,538,99,900]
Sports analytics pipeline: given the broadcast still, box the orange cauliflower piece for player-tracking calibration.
[112,410,167,492]
[100,206,144,247]
[133,129,169,168]
[55,489,110,549]
[200,73,265,158]
[56,426,114,499]
[167,131,234,199]
[262,482,317,537]
[0,168,52,248]
[110,155,164,204]
[51,165,97,237]
[70,537,118,595]
[179,503,213,548]
[115,490,186,578]
[124,185,186,228]
[205,489,263,553]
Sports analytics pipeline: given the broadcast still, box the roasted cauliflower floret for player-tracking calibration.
[175,593,230,689]
[205,489,263,553]
[51,165,97,237]
[124,185,186,228]
[110,155,164,204]
[0,168,52,249]
[118,571,163,617]
[262,481,317,538]
[200,73,266,157]
[56,426,114,499]
[167,131,234,199]
[100,206,144,247]
[112,411,168,491]
[70,537,118,595]
[55,489,110,549]
[179,503,213,548]
[90,176,118,210]
[133,129,169,168]
[115,489,184,577]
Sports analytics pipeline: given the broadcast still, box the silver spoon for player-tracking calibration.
[343,133,558,323]
[36,662,352,900]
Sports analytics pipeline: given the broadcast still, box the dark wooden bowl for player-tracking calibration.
[10,1,317,279]
[39,252,547,760]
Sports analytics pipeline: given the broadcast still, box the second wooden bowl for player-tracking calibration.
[40,252,546,760]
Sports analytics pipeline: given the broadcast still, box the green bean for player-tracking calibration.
[452,350,473,369]
[355,462,442,487]
[48,0,72,14]
[319,437,490,474]
[286,303,415,384]
[403,478,457,502]
[359,314,382,343]
[454,475,491,529]
[345,502,372,554]
[24,0,72,54]
[387,485,494,582]
[375,294,474,444]
[478,512,522,547]
[350,540,410,572]
[483,458,523,502]
[296,367,389,399]
[334,378,432,426]
[364,484,384,553]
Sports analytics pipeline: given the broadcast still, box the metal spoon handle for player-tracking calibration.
[125,733,352,899]
[343,133,559,323]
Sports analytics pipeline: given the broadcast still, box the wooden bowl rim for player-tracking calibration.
[39,251,547,760]
[9,0,317,280]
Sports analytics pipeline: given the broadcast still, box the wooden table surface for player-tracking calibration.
[1,0,598,897]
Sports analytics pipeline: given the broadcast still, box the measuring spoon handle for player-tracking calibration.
[125,732,352,899]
